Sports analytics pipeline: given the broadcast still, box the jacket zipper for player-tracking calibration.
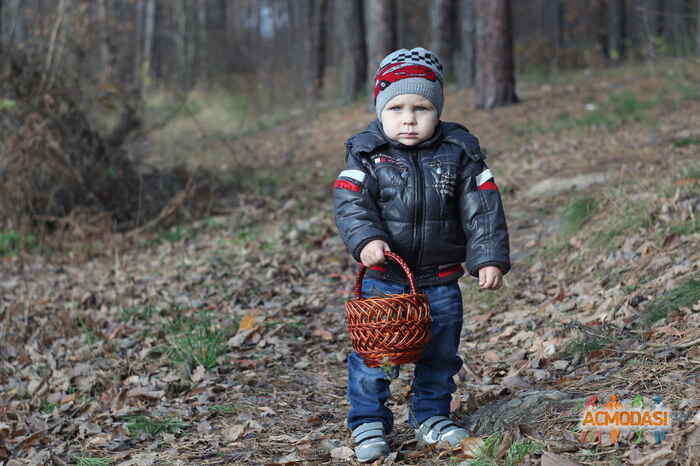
[412,150,424,265]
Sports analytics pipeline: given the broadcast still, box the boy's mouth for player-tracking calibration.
[400,132,418,137]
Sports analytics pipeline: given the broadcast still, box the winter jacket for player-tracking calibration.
[333,120,510,287]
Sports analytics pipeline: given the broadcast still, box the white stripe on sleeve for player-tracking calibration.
[339,170,366,183]
[475,169,493,186]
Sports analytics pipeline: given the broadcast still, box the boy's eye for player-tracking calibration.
[415,106,428,111]
[388,105,401,111]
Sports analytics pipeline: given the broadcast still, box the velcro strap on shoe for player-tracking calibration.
[352,422,385,445]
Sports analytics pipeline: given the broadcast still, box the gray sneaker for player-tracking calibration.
[351,422,390,463]
[415,416,470,447]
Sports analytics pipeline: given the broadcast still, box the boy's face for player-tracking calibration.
[380,94,438,146]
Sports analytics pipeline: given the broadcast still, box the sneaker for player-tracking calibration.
[351,422,390,463]
[415,416,470,447]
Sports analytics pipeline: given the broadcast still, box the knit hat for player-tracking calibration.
[373,47,444,119]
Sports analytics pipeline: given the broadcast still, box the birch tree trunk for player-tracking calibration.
[366,0,397,86]
[456,0,476,88]
[430,0,453,73]
[338,0,366,103]
[475,0,517,109]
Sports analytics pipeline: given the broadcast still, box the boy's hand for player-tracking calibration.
[479,266,503,290]
[360,240,391,267]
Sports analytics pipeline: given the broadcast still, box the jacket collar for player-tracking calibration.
[348,120,444,155]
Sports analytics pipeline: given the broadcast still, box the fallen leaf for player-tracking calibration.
[330,446,353,460]
[628,445,674,465]
[222,423,247,442]
[239,310,261,330]
[540,451,581,466]
[191,365,205,383]
[459,436,485,458]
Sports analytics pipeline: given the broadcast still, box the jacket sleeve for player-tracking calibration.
[458,157,511,277]
[333,149,390,262]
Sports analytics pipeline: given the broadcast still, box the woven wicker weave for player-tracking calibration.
[345,252,431,367]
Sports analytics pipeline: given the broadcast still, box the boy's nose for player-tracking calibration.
[402,111,416,124]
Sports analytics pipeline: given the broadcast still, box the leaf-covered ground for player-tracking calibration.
[2,60,700,465]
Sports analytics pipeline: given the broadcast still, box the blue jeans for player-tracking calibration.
[347,277,464,433]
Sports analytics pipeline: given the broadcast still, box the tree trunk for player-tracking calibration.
[697,0,700,56]
[430,0,454,73]
[475,0,518,109]
[196,0,208,87]
[143,0,155,74]
[0,0,4,53]
[366,0,397,86]
[96,0,111,81]
[544,0,564,70]
[338,0,367,103]
[456,0,476,88]
[608,0,627,62]
[596,0,610,62]
[306,0,327,101]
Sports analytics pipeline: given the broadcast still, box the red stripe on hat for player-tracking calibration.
[374,64,438,99]
[370,265,386,272]
[334,179,361,192]
[478,181,499,191]
[438,265,463,278]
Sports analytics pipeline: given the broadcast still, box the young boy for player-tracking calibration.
[334,47,511,463]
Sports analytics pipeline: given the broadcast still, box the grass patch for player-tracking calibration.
[642,277,700,325]
[577,91,653,128]
[467,432,543,466]
[672,136,700,148]
[74,458,113,466]
[560,198,596,239]
[563,332,611,358]
[125,415,188,437]
[165,310,233,371]
[0,231,37,256]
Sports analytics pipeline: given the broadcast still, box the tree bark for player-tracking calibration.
[697,0,700,56]
[544,0,564,69]
[143,0,155,74]
[475,0,518,109]
[366,0,397,86]
[196,0,208,87]
[608,0,627,62]
[430,0,454,73]
[456,0,476,88]
[306,0,327,101]
[96,0,111,81]
[338,0,367,103]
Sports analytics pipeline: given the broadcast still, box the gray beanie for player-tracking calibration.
[373,47,444,119]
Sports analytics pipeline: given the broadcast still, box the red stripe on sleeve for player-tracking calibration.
[438,265,463,278]
[334,179,361,192]
[478,181,499,191]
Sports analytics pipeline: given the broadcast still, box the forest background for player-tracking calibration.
[1,1,700,465]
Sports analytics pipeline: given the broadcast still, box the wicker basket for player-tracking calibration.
[345,252,431,368]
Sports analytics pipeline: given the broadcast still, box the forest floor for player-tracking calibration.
[2,58,700,466]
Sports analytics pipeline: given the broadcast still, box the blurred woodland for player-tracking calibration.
[0,0,699,235]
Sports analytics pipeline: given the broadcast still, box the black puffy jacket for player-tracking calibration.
[334,120,510,287]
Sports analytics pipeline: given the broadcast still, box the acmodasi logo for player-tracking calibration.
[579,395,671,444]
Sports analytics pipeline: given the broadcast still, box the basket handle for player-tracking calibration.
[355,251,418,299]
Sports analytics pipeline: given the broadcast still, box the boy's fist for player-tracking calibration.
[479,266,503,290]
[360,240,391,267]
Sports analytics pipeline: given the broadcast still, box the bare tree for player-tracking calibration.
[431,0,454,73]
[338,0,367,103]
[455,0,476,88]
[475,0,517,109]
[306,0,328,100]
[366,0,397,87]
[544,0,564,69]
[96,0,112,81]
[608,0,627,62]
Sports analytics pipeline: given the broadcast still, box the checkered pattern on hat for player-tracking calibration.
[380,48,444,75]
[374,47,445,119]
